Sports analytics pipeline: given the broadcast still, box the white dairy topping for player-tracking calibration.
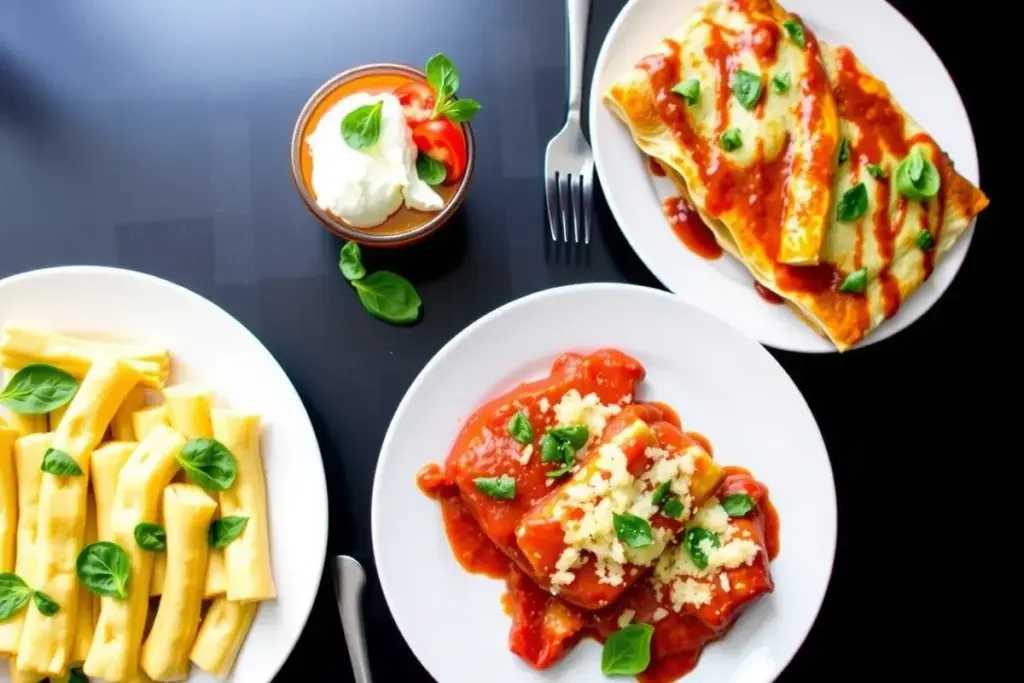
[306,92,443,228]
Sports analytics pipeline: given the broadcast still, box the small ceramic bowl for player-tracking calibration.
[291,63,475,248]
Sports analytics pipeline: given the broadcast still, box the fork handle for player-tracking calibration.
[566,0,591,120]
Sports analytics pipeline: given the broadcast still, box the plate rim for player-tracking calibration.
[0,264,330,683]
[371,281,837,683]
[588,0,982,354]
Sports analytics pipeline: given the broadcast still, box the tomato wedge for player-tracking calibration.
[412,119,468,184]
[395,82,436,125]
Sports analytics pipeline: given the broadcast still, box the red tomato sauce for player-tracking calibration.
[417,351,781,681]
[662,197,723,260]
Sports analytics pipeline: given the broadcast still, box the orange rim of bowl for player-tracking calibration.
[290,63,475,248]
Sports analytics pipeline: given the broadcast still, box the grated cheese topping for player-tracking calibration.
[552,389,622,448]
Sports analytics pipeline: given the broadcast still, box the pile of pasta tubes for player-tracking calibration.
[0,322,276,682]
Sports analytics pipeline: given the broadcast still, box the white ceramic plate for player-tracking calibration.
[373,283,836,683]
[0,266,328,683]
[590,0,981,353]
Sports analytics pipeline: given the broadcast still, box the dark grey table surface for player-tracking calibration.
[0,1,1010,680]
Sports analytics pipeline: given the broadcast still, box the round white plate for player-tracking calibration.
[0,266,328,683]
[373,283,836,683]
[590,0,981,353]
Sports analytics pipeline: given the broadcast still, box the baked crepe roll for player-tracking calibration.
[211,410,275,601]
[189,597,257,679]
[0,370,47,436]
[111,387,147,442]
[16,357,141,677]
[0,427,17,573]
[140,485,217,681]
[152,385,215,598]
[132,406,169,442]
[90,443,137,543]
[83,425,185,682]
[0,434,49,655]
[0,323,170,389]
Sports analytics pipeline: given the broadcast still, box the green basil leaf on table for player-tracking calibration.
[134,522,167,552]
[722,493,755,517]
[838,137,850,164]
[601,623,654,675]
[547,425,589,449]
[209,516,250,549]
[683,527,720,570]
[866,163,887,180]
[0,364,78,415]
[839,267,868,294]
[895,147,940,200]
[671,78,700,105]
[506,410,534,445]
[613,513,654,549]
[661,497,685,519]
[782,18,806,47]
[341,100,384,150]
[0,572,32,620]
[41,448,84,476]
[351,272,422,325]
[415,152,447,186]
[916,229,935,251]
[720,127,742,152]
[338,241,366,281]
[177,438,238,491]
[771,71,791,94]
[836,183,868,222]
[439,98,481,123]
[32,590,60,617]
[651,481,672,507]
[731,70,763,110]
[76,542,130,599]
[473,476,516,500]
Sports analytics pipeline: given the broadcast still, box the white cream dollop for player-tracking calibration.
[306,92,443,228]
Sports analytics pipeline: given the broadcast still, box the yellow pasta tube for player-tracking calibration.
[16,357,141,677]
[0,434,50,655]
[189,598,257,679]
[90,442,136,543]
[0,427,17,573]
[203,551,227,599]
[71,499,97,664]
[212,411,274,601]
[140,485,217,681]
[48,405,68,432]
[111,387,147,442]
[132,406,168,442]
[0,323,170,389]
[83,424,184,682]
[5,657,43,683]
[0,370,48,436]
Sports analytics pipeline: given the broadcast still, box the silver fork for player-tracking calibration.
[545,0,594,244]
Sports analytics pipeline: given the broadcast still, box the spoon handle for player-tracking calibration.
[333,555,374,683]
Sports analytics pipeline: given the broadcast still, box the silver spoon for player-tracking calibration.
[332,555,374,683]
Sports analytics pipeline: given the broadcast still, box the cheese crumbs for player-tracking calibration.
[552,389,622,447]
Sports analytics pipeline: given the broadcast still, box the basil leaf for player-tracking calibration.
[545,463,573,478]
[548,425,589,449]
[836,183,868,222]
[613,513,654,549]
[41,448,83,477]
[341,100,383,150]
[473,476,515,500]
[76,542,130,599]
[720,127,742,152]
[351,272,422,325]
[866,163,887,180]
[731,70,762,110]
[0,364,78,415]
[134,522,167,552]
[177,438,238,491]
[601,623,654,675]
[661,497,685,519]
[838,137,850,164]
[722,493,755,517]
[338,241,366,281]
[69,668,88,683]
[540,434,565,463]
[916,229,935,251]
[0,572,32,620]
[32,590,60,616]
[651,481,672,507]
[771,71,791,94]
[895,148,940,200]
[683,527,719,570]
[208,516,249,549]
[671,78,700,105]
[782,19,806,47]
[426,53,459,115]
[506,411,533,445]
[416,152,447,186]
[839,267,868,294]
[440,98,481,123]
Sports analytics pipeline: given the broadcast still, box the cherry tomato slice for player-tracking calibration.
[395,82,436,125]
[412,119,468,184]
